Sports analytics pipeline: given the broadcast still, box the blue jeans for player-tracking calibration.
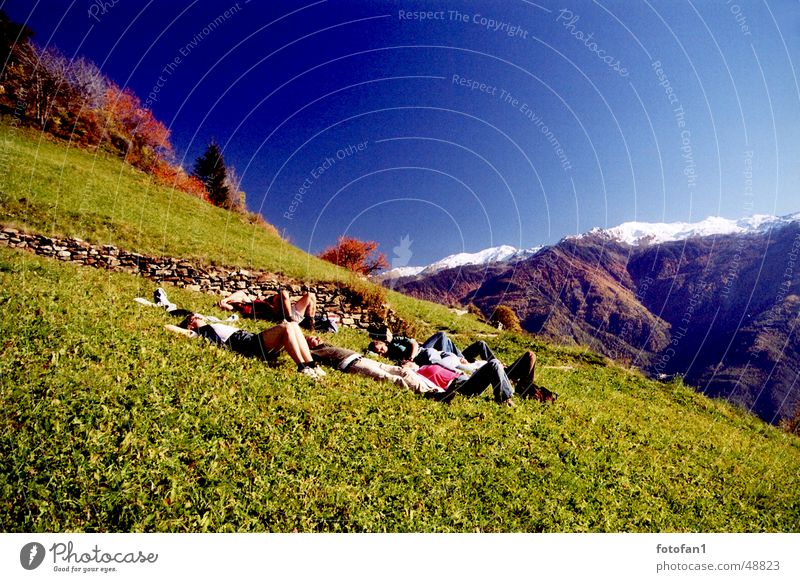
[449,359,514,402]
[422,332,463,357]
[422,332,498,363]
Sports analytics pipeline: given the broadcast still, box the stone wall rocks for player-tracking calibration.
[1,227,405,331]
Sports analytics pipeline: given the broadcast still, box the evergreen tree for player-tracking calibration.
[192,141,231,207]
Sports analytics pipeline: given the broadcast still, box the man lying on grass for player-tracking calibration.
[369,330,498,372]
[165,314,326,379]
[305,335,441,395]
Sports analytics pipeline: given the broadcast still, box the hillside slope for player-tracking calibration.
[1,126,799,532]
[2,246,799,531]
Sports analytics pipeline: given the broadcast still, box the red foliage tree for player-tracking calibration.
[102,83,171,168]
[319,236,389,276]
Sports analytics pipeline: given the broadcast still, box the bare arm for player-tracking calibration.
[165,324,193,337]
[410,338,420,359]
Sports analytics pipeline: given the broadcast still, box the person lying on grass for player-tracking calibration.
[369,330,499,371]
[414,351,555,406]
[417,348,556,403]
[415,359,516,407]
[165,313,326,379]
[304,335,441,395]
[217,289,317,330]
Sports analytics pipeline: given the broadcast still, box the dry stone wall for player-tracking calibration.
[0,227,405,331]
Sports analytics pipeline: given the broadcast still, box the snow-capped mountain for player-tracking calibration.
[578,212,800,246]
[376,244,541,281]
[378,213,800,282]
[389,210,800,425]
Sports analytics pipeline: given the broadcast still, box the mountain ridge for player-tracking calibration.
[388,212,800,424]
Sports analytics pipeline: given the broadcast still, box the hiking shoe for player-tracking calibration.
[300,367,320,380]
[424,389,456,404]
[313,366,326,378]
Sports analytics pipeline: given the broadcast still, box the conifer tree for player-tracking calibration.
[192,141,231,207]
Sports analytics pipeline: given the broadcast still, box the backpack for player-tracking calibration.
[314,314,339,333]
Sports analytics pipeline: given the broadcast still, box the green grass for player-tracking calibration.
[0,123,496,337]
[2,248,799,532]
[1,125,800,532]
[0,123,345,280]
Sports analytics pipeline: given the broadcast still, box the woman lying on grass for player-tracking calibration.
[165,313,326,379]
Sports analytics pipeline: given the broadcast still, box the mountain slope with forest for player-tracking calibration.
[392,219,800,424]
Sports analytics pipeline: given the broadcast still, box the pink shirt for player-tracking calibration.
[416,365,462,389]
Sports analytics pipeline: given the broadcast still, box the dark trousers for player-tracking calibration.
[450,359,514,402]
[422,332,498,363]
[505,351,537,395]
[462,341,498,363]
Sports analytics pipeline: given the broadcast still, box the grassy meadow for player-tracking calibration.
[1,124,799,532]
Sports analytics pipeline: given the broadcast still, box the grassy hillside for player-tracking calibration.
[1,125,800,532]
[0,123,491,337]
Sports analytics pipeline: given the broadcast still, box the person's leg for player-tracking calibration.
[454,359,513,402]
[461,340,497,362]
[421,332,463,357]
[505,351,536,394]
[284,321,313,362]
[258,322,312,365]
[293,292,316,319]
[218,289,252,310]
[275,289,293,321]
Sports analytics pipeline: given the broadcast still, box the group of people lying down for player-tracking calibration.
[148,287,556,406]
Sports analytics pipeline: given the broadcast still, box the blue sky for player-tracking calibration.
[5,0,800,266]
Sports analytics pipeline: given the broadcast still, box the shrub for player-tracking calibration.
[490,304,522,332]
[319,236,388,276]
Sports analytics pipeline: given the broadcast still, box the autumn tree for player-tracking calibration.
[102,83,171,168]
[490,304,522,332]
[192,141,231,208]
[466,303,485,321]
[224,164,246,210]
[319,236,389,276]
